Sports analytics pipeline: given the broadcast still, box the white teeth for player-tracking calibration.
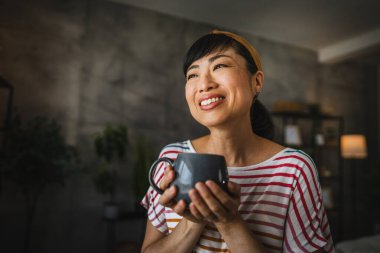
[200,97,224,106]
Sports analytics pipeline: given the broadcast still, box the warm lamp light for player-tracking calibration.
[340,134,367,237]
[341,134,367,159]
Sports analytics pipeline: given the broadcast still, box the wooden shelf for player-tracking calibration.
[271,111,344,241]
[320,176,341,180]
[272,111,342,120]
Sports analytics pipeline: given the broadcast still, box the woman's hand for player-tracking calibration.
[158,166,206,224]
[188,181,241,224]
[157,165,177,207]
[158,166,241,224]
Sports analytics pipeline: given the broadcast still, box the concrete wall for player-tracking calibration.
[0,0,378,252]
[319,61,379,238]
[378,66,380,156]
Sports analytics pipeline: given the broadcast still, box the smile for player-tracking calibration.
[200,96,225,106]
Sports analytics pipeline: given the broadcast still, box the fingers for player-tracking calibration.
[189,202,203,220]
[158,166,177,207]
[189,188,218,221]
[189,183,227,222]
[159,176,241,225]
[205,181,237,214]
[172,199,187,216]
[158,185,177,207]
[159,166,175,190]
[159,186,189,217]
[198,182,231,221]
[188,181,241,224]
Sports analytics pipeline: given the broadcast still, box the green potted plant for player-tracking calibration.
[91,124,128,219]
[132,135,155,212]
[0,115,77,253]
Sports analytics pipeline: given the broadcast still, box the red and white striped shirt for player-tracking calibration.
[141,140,334,253]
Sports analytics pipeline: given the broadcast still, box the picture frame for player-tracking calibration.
[284,124,302,146]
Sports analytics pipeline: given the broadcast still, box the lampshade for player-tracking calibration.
[341,134,367,159]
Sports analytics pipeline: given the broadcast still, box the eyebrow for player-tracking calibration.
[186,54,232,73]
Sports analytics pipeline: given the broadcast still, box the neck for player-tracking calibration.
[203,120,262,167]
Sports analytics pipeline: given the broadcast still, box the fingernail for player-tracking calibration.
[205,180,213,186]
[195,182,202,189]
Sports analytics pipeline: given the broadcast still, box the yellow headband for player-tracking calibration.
[211,30,263,71]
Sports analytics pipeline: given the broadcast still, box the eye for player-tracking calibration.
[213,64,227,70]
[187,73,198,81]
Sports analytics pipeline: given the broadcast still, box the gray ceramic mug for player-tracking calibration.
[148,153,229,203]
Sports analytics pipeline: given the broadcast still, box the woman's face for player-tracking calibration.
[185,47,263,129]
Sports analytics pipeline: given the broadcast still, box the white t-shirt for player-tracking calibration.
[141,140,335,253]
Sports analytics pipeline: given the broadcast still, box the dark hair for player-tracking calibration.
[183,33,274,140]
[183,34,257,76]
[251,100,274,140]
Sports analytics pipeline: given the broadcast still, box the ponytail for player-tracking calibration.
[250,100,274,140]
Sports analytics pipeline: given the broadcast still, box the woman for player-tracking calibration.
[140,30,334,253]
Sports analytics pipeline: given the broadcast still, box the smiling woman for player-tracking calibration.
[140,30,334,253]
[185,47,258,129]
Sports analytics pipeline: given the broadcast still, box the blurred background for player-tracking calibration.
[0,0,379,252]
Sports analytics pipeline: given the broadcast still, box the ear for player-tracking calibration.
[250,71,264,93]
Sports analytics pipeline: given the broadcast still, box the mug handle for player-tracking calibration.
[148,157,174,195]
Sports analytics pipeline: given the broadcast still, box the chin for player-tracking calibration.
[192,114,229,129]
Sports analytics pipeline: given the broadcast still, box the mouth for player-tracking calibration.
[199,96,226,109]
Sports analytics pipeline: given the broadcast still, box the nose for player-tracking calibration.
[199,72,217,93]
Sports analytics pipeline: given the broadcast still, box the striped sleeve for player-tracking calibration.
[140,142,186,234]
[283,152,331,253]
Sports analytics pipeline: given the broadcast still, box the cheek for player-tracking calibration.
[185,86,196,109]
[185,86,203,122]
[230,78,255,107]
[185,86,191,102]
[220,70,249,89]
[216,72,233,84]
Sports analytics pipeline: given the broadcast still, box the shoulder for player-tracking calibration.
[262,146,318,177]
[158,140,191,158]
[279,148,317,170]
[278,148,320,185]
[258,133,315,169]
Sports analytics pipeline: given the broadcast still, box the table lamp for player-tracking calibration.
[340,134,367,238]
[341,135,367,159]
